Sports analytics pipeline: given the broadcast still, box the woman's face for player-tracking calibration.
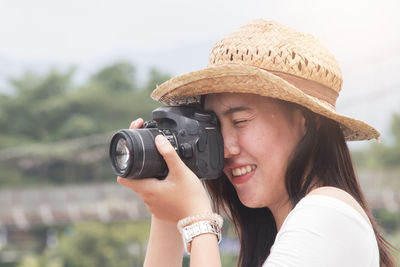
[204,93,306,211]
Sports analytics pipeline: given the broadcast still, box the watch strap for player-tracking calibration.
[181,220,222,254]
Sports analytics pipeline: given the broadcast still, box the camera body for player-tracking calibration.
[109,104,224,179]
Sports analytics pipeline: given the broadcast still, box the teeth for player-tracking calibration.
[232,165,256,177]
[232,168,240,176]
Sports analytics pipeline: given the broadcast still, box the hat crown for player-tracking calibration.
[208,20,343,96]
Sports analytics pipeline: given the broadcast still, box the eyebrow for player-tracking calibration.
[223,106,252,116]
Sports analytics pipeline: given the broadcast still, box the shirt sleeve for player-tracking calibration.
[262,194,379,267]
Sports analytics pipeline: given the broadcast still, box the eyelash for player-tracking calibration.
[233,120,248,125]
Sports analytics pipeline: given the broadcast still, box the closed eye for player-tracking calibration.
[233,120,248,125]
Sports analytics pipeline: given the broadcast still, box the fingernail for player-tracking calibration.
[155,135,168,145]
[132,119,138,126]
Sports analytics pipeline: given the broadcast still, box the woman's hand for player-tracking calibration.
[117,119,213,222]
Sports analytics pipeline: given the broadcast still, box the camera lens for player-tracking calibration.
[115,138,130,170]
[109,129,168,179]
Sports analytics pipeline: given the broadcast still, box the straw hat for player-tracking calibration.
[151,19,380,141]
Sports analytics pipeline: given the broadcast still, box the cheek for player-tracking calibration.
[239,124,278,161]
[241,122,293,173]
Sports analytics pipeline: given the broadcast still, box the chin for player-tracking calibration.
[237,194,265,208]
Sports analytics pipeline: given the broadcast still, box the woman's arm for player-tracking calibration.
[190,233,222,267]
[143,216,183,267]
[143,216,222,267]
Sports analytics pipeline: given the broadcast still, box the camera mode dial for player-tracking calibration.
[160,129,178,151]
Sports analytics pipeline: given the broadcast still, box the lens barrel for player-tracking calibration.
[109,129,167,178]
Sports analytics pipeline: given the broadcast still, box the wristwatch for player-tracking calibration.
[181,220,222,254]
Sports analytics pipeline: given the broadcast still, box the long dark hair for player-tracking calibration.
[205,101,396,267]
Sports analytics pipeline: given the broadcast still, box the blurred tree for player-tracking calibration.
[390,113,400,145]
[373,208,400,234]
[0,62,166,186]
[144,67,171,92]
[11,69,73,99]
[0,62,165,147]
[352,112,400,168]
[18,221,150,267]
[90,62,137,92]
[0,70,74,145]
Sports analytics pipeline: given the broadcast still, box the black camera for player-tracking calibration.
[109,104,224,179]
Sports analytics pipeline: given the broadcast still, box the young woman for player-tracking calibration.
[118,19,396,266]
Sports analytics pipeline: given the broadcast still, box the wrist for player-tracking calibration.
[177,213,223,255]
[183,199,213,218]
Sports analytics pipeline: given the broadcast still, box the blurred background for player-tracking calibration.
[0,0,399,266]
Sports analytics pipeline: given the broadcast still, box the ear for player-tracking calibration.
[294,109,307,138]
[300,110,321,138]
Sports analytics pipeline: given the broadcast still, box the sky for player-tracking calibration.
[1,0,399,145]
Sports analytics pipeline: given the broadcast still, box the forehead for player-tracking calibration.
[204,93,278,113]
[205,93,254,108]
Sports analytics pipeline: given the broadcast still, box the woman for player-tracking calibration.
[118,19,396,266]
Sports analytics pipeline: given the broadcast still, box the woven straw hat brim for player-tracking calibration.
[151,64,380,141]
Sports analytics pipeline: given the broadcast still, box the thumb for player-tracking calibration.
[155,135,185,172]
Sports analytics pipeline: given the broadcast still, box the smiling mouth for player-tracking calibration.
[231,165,257,177]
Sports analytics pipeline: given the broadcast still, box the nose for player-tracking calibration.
[221,127,240,158]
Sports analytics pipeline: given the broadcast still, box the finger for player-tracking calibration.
[117,176,159,194]
[155,135,185,172]
[129,118,144,129]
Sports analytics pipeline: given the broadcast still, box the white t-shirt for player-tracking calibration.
[263,194,379,267]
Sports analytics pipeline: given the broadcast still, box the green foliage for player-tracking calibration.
[391,113,400,145]
[0,70,74,143]
[373,208,400,234]
[17,221,151,267]
[183,253,238,267]
[387,230,400,264]
[0,61,165,147]
[57,222,149,267]
[10,69,74,99]
[14,222,239,267]
[352,112,400,168]
[221,254,238,267]
[17,254,62,267]
[90,62,137,92]
[144,67,171,92]
[0,61,168,186]
[352,114,400,262]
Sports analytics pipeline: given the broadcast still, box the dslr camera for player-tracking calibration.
[109,104,224,179]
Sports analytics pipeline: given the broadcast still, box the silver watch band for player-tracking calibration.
[181,220,222,254]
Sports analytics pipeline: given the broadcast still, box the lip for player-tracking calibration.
[225,164,256,185]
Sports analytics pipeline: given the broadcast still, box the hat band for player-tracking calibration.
[270,70,338,107]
